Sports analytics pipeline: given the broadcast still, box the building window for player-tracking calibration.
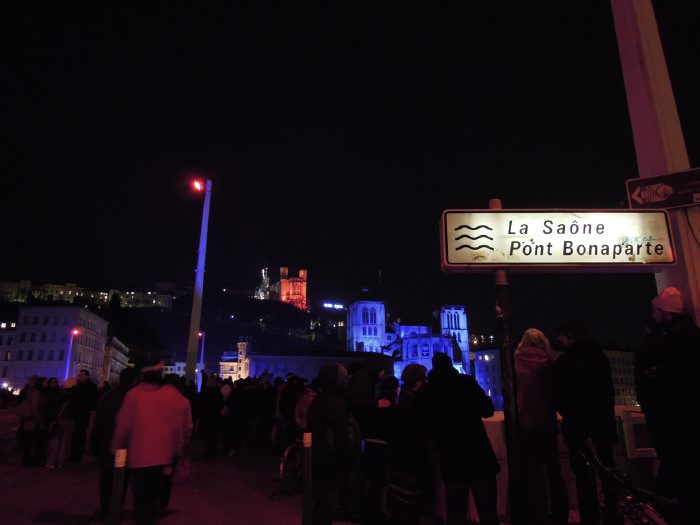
[50,333,56,343]
[43,316,49,325]
[27,350,34,361]
[60,333,66,343]
[30,332,36,342]
[48,350,54,360]
[7,336,12,345]
[38,350,44,361]
[40,332,47,342]
[370,308,377,324]
[22,316,28,325]
[362,327,366,336]
[0,335,3,345]
[20,332,26,342]
[32,316,38,325]
[362,308,369,324]
[422,344,430,357]
[412,344,418,358]
[4,351,10,361]
[18,350,24,360]
[373,326,377,336]
[58,350,65,361]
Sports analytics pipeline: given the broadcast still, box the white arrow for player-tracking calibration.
[631,187,644,205]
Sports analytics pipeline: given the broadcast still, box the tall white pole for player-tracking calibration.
[611,0,700,323]
[185,179,212,381]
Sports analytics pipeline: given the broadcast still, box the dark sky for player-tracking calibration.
[3,2,699,345]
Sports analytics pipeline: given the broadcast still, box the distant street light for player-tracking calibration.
[64,328,81,380]
[185,178,212,381]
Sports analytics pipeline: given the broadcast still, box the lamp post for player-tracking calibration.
[196,331,205,392]
[64,328,80,381]
[185,178,212,381]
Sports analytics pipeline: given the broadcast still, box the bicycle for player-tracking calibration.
[585,449,674,525]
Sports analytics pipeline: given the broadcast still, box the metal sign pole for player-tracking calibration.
[489,198,524,525]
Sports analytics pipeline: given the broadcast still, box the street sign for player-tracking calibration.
[626,167,700,209]
[440,210,675,272]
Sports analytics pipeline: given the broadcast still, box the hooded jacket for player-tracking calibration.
[515,345,557,432]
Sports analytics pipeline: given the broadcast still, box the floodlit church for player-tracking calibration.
[346,300,470,377]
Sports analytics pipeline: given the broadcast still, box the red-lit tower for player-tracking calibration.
[279,267,308,311]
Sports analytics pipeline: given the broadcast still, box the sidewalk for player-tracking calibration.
[0,441,301,525]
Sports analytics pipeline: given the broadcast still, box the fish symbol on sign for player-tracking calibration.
[454,224,494,251]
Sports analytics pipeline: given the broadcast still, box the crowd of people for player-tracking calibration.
[9,286,700,525]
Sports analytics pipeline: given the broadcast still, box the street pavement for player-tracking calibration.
[0,410,301,525]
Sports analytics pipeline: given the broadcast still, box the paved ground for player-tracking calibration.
[0,409,301,525]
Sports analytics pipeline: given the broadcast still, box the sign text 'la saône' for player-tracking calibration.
[440,210,675,272]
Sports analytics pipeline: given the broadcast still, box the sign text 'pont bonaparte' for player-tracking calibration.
[440,210,675,272]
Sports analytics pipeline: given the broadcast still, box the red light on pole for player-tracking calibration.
[72,329,80,335]
[192,179,204,192]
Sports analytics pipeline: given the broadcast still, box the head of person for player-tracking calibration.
[401,364,427,391]
[556,320,589,349]
[119,367,139,388]
[317,363,350,395]
[431,351,453,372]
[379,375,400,398]
[77,369,90,383]
[139,351,164,380]
[652,287,684,324]
[517,328,554,357]
[47,377,60,389]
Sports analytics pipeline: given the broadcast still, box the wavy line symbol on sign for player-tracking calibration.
[453,224,494,251]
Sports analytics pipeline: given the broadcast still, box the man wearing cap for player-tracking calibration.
[112,353,193,524]
[643,287,700,523]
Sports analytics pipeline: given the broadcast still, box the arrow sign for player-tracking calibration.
[626,168,700,209]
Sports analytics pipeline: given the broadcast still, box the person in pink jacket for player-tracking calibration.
[515,328,568,525]
[112,354,193,524]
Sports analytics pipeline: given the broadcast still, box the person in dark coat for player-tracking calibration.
[71,369,98,462]
[553,321,618,525]
[308,363,361,525]
[199,374,224,457]
[387,365,430,525]
[515,329,568,525]
[91,367,138,518]
[424,352,500,525]
[641,287,700,524]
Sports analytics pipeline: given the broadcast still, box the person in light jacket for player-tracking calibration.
[112,353,193,525]
[515,328,568,525]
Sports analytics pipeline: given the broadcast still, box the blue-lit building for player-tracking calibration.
[473,349,503,411]
[346,300,469,378]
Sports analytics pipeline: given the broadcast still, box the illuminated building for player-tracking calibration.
[347,300,467,378]
[253,267,308,311]
[0,320,16,383]
[347,300,386,353]
[254,268,271,300]
[219,339,251,381]
[474,349,503,410]
[101,336,131,385]
[3,306,109,388]
[278,267,308,311]
[163,361,187,376]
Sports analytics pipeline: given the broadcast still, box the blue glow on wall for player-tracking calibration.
[473,349,503,411]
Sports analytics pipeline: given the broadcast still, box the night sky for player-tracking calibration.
[3,3,699,346]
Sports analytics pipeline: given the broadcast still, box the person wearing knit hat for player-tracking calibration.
[641,285,700,523]
[652,286,684,313]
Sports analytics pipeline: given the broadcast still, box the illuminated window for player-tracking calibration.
[373,327,377,336]
[362,308,369,323]
[412,344,418,358]
[370,308,377,324]
[363,327,367,336]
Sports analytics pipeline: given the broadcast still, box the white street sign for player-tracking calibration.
[440,210,675,272]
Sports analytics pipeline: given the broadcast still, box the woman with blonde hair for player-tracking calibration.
[515,329,568,525]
